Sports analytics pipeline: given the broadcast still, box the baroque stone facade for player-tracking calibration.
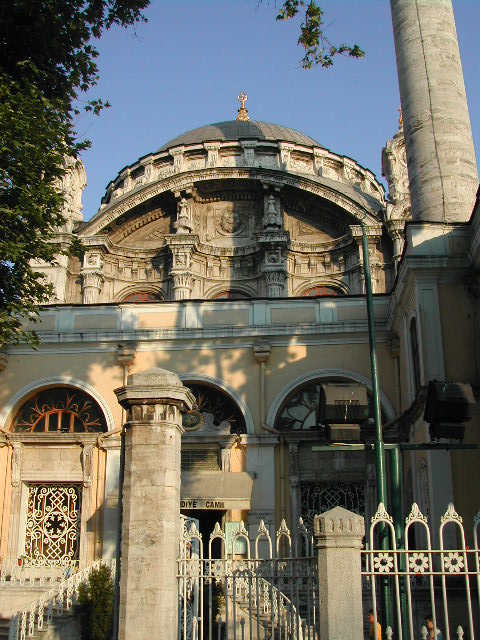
[1,8,480,631]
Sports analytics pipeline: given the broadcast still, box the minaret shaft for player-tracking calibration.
[390,0,478,222]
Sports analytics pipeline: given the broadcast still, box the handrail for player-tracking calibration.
[8,559,115,640]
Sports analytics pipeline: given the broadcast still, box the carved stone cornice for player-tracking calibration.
[83,167,382,237]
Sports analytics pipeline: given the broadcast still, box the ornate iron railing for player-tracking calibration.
[178,518,318,640]
[8,559,115,640]
[0,559,78,588]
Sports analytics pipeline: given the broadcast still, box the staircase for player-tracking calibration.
[6,560,115,640]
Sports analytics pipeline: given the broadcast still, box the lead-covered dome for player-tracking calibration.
[158,120,321,151]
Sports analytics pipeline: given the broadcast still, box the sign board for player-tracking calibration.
[181,499,226,510]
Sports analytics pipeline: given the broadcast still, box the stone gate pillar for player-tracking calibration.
[313,507,365,640]
[114,368,195,640]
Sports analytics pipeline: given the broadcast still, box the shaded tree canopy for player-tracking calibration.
[0,0,149,347]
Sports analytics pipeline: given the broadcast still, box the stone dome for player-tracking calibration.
[158,120,321,151]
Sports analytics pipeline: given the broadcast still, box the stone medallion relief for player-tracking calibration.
[197,200,259,247]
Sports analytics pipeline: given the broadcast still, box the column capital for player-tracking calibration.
[114,367,195,416]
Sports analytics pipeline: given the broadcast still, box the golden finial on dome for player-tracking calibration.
[236,92,249,122]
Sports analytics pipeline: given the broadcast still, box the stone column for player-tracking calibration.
[313,507,365,640]
[390,0,478,222]
[114,368,195,640]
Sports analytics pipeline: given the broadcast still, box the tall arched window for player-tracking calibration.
[11,388,107,433]
[410,317,421,394]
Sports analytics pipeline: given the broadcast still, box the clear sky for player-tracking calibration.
[77,0,480,221]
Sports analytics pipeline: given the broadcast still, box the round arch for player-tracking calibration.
[115,284,166,303]
[82,167,381,237]
[0,377,116,433]
[266,368,395,428]
[293,279,348,297]
[205,284,256,300]
[178,373,255,434]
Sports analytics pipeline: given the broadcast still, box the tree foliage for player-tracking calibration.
[0,0,149,347]
[276,0,364,68]
[76,564,114,640]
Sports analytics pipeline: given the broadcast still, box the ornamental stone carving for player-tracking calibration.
[171,271,195,300]
[174,198,193,234]
[171,147,185,173]
[217,207,247,236]
[57,156,87,233]
[241,141,257,167]
[279,143,294,171]
[382,122,411,220]
[81,252,105,304]
[264,269,287,297]
[11,442,23,487]
[82,444,94,488]
[264,195,282,230]
[205,143,221,168]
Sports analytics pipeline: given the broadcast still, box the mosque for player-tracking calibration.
[0,1,479,637]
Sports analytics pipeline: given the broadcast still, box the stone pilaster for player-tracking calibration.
[165,232,198,300]
[385,219,406,272]
[390,0,478,222]
[171,147,185,173]
[241,140,257,167]
[114,368,195,640]
[81,252,104,304]
[314,507,365,640]
[204,142,221,168]
[258,189,288,297]
[350,225,382,294]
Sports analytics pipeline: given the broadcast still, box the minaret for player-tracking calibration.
[390,0,478,223]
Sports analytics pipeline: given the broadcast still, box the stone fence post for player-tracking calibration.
[313,506,365,640]
[114,368,195,640]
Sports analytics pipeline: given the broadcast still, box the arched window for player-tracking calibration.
[121,291,162,303]
[211,290,251,300]
[11,388,107,433]
[275,379,386,432]
[300,285,340,298]
[182,383,246,434]
[410,317,421,394]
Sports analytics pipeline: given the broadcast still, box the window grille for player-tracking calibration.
[300,481,365,532]
[181,449,220,472]
[24,484,81,567]
[12,388,107,433]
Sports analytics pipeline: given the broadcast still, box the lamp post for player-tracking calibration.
[361,221,392,630]
[361,222,388,509]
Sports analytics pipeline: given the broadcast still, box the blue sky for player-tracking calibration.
[77,0,480,220]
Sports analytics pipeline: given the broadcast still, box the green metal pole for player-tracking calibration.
[361,222,391,630]
[361,222,388,508]
[390,446,403,548]
[390,446,407,639]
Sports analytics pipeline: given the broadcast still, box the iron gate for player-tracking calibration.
[178,518,319,640]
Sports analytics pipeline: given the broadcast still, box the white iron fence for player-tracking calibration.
[178,518,318,640]
[8,558,115,640]
[363,503,480,640]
